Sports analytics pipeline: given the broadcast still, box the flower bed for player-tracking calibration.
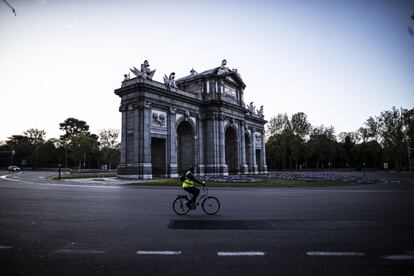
[265,172,376,183]
[202,175,261,183]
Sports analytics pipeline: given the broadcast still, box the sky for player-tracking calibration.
[0,0,413,141]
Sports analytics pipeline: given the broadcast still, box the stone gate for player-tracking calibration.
[115,59,267,179]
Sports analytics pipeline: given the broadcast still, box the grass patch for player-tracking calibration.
[52,173,116,180]
[126,178,355,188]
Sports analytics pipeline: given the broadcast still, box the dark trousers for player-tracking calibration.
[184,187,200,205]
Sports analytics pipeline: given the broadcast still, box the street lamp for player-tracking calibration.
[35,143,38,170]
[363,162,366,177]
[10,149,15,165]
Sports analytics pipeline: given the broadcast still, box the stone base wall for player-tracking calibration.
[117,163,152,179]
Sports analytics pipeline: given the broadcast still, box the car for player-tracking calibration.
[8,166,21,172]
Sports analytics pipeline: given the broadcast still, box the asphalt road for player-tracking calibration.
[0,171,413,275]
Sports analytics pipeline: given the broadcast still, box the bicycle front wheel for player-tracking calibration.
[173,196,190,215]
[202,196,220,215]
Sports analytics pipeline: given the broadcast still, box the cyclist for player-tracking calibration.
[182,166,205,209]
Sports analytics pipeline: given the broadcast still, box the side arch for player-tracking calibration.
[176,120,196,174]
[224,125,239,174]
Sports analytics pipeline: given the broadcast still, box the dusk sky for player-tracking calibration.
[1,0,413,141]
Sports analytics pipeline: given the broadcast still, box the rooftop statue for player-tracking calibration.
[248,102,255,114]
[163,72,178,89]
[190,68,197,75]
[130,60,156,79]
[217,59,231,75]
[257,105,264,118]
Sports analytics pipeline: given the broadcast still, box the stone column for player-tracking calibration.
[167,108,178,178]
[239,122,248,174]
[218,115,228,175]
[120,104,127,165]
[204,118,216,175]
[251,128,258,174]
[197,115,205,176]
[204,114,227,176]
[141,102,152,179]
[261,129,268,173]
[133,103,140,165]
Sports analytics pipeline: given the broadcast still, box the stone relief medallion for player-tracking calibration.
[255,132,262,148]
[151,110,167,128]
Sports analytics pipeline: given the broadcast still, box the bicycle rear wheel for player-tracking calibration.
[202,196,220,215]
[173,196,190,215]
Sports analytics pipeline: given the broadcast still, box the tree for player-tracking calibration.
[23,128,46,169]
[338,132,359,144]
[291,112,311,138]
[266,112,310,170]
[98,129,120,169]
[98,129,119,149]
[59,118,90,140]
[23,128,46,144]
[403,108,414,171]
[59,118,100,168]
[338,134,356,169]
[266,113,291,137]
[37,139,60,168]
[5,135,32,167]
[365,107,406,170]
[307,125,337,169]
[69,133,99,170]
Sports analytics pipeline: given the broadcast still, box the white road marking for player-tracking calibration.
[382,255,414,260]
[136,250,182,255]
[42,183,120,189]
[306,251,365,256]
[0,180,120,189]
[217,251,265,256]
[55,249,105,254]
[0,175,20,182]
[0,245,13,249]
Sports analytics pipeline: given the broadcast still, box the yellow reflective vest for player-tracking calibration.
[182,171,194,188]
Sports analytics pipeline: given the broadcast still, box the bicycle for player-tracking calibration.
[172,185,220,215]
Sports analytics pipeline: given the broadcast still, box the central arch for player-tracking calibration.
[225,126,238,174]
[177,121,195,174]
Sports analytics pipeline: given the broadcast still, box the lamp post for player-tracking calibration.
[10,149,15,165]
[363,162,366,178]
[58,163,62,180]
[35,143,38,170]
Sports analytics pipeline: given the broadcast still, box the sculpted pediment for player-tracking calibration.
[226,75,238,86]
[223,71,246,88]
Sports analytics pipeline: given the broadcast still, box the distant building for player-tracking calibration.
[115,60,267,179]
